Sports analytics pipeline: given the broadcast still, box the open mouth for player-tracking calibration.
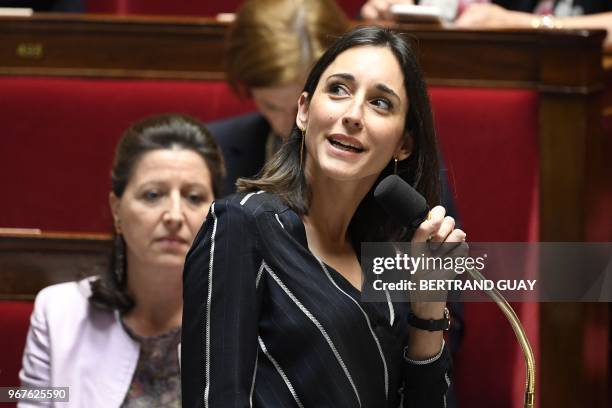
[328,137,365,153]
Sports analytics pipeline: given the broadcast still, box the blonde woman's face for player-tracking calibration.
[251,81,304,139]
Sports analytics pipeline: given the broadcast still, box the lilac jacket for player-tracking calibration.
[19,279,140,407]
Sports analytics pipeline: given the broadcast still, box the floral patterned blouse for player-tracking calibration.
[120,321,182,408]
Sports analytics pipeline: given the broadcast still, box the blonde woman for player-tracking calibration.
[208,0,350,195]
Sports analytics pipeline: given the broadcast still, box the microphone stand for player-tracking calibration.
[466,267,536,408]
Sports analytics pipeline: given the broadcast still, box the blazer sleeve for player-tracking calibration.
[402,341,453,408]
[181,199,263,408]
[18,289,52,407]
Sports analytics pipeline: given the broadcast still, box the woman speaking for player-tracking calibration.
[182,26,466,408]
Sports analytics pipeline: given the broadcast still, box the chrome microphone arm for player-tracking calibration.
[466,267,536,408]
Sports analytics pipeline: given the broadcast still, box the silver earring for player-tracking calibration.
[393,157,398,174]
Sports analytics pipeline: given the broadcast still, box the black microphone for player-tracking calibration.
[373,175,429,229]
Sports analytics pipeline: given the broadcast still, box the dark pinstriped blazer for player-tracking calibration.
[182,191,452,408]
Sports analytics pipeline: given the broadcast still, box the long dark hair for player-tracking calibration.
[238,26,440,244]
[89,114,225,313]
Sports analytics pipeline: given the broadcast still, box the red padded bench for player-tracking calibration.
[0,302,34,388]
[0,77,254,232]
[431,87,540,408]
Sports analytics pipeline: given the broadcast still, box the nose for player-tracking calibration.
[162,192,184,230]
[342,100,363,131]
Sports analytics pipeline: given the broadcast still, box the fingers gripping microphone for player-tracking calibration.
[373,175,536,408]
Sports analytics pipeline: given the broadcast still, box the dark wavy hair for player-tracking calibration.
[89,114,225,313]
[238,26,440,245]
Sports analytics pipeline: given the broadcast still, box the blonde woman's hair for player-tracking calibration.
[226,0,350,95]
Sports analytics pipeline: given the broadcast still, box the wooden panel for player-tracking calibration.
[540,303,609,407]
[0,231,111,300]
[0,14,607,89]
[0,14,228,80]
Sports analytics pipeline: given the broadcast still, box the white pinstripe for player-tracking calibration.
[255,261,265,288]
[384,289,395,326]
[240,190,264,206]
[249,347,258,407]
[203,202,218,408]
[258,336,304,408]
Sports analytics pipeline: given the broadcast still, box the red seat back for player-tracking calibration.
[0,302,34,388]
[431,87,540,408]
[0,77,254,232]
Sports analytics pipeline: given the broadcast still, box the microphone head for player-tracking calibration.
[374,175,429,228]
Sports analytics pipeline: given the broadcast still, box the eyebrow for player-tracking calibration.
[326,73,401,102]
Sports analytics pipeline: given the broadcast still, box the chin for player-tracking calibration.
[317,159,375,183]
[324,168,360,182]
[153,254,187,269]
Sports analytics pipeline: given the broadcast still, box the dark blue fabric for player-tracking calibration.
[207,113,269,197]
[182,192,453,408]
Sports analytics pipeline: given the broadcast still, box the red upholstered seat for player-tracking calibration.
[0,77,254,232]
[0,302,34,388]
[431,87,540,408]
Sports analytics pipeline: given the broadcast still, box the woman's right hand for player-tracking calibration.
[411,205,466,248]
[409,205,467,317]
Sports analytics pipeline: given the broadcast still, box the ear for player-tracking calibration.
[109,192,121,231]
[395,132,413,161]
[295,92,310,131]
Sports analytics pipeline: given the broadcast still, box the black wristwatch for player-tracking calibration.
[407,307,451,332]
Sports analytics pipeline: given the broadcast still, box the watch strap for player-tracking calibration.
[407,307,450,332]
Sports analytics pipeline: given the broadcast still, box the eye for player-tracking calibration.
[185,191,206,205]
[371,98,392,111]
[327,82,349,97]
[142,189,162,202]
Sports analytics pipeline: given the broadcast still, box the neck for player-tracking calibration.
[304,167,377,250]
[123,255,183,337]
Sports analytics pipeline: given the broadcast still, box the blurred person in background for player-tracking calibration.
[0,0,83,12]
[19,114,224,407]
[208,0,351,195]
[360,0,612,48]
